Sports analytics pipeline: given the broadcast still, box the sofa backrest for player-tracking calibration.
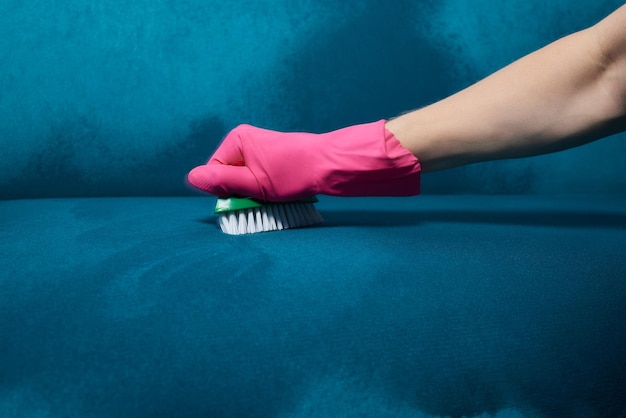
[2,0,624,199]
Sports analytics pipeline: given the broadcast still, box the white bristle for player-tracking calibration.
[237,211,246,234]
[260,207,271,230]
[223,212,237,235]
[291,204,304,227]
[277,204,289,229]
[303,205,314,224]
[217,202,323,235]
[255,208,264,229]
[265,205,277,230]
[284,204,295,227]
[296,204,309,226]
[246,209,255,234]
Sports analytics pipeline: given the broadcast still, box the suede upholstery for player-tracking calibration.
[2,196,626,417]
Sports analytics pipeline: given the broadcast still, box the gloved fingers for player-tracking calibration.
[187,164,261,198]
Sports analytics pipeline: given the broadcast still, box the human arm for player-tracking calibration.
[386,4,626,172]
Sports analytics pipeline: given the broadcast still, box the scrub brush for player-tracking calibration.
[214,196,324,235]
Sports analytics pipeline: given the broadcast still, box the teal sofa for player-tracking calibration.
[2,1,626,416]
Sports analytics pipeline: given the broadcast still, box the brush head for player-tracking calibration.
[214,197,323,235]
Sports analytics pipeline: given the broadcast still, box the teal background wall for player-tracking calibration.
[1,0,625,199]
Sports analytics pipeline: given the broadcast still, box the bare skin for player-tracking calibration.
[386,4,626,173]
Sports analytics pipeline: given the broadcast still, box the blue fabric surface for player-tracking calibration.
[2,195,625,417]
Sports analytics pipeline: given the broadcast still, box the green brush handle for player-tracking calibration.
[214,196,319,214]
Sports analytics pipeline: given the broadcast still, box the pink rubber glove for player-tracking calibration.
[186,120,421,202]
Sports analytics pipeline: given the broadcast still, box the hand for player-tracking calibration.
[186,120,421,202]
